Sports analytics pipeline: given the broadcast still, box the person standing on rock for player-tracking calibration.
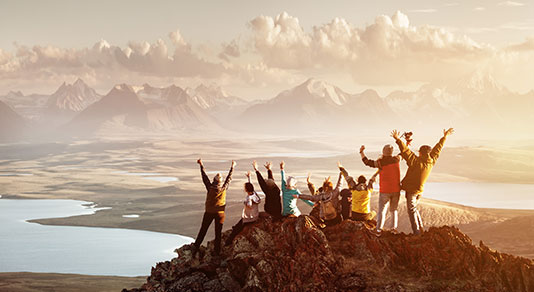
[225,171,261,246]
[359,144,401,233]
[193,158,235,255]
[391,128,454,235]
[280,161,314,217]
[338,162,378,222]
[252,160,282,220]
[295,173,343,226]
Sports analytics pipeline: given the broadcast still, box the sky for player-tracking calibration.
[1,0,533,98]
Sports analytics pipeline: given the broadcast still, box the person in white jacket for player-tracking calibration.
[225,171,261,246]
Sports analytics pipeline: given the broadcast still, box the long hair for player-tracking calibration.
[244,182,254,193]
[322,177,333,192]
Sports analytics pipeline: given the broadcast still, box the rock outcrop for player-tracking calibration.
[125,215,534,292]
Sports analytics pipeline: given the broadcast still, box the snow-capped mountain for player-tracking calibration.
[46,78,101,113]
[239,78,396,133]
[67,83,221,134]
[68,84,148,133]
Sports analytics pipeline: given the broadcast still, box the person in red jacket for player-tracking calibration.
[360,144,401,233]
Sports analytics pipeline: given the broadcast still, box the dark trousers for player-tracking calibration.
[225,218,254,245]
[340,189,352,220]
[194,211,225,254]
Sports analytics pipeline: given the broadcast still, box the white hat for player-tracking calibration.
[287,176,297,189]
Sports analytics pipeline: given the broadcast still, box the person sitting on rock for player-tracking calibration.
[193,158,235,256]
[339,188,352,220]
[252,160,282,221]
[391,128,454,235]
[280,161,314,217]
[360,144,401,233]
[338,162,377,222]
[225,171,261,246]
[295,172,343,226]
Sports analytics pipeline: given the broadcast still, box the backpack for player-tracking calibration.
[321,200,338,220]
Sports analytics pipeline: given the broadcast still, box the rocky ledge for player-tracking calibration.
[124,215,534,291]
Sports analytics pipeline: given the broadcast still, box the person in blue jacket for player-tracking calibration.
[279,161,314,217]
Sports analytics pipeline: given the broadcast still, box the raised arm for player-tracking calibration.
[430,128,453,161]
[367,171,379,190]
[360,145,379,168]
[265,162,274,180]
[392,130,417,166]
[198,159,211,191]
[334,172,343,192]
[280,161,286,190]
[306,173,316,195]
[338,161,356,188]
[222,160,236,190]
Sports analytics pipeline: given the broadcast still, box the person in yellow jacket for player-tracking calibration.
[337,162,378,221]
[391,128,454,235]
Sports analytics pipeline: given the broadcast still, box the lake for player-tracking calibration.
[0,199,193,276]
[423,182,534,210]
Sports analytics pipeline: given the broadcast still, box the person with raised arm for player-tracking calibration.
[338,161,378,221]
[360,144,401,233]
[391,128,454,235]
[193,158,235,256]
[280,161,314,217]
[295,172,343,226]
[252,160,282,220]
[225,171,261,246]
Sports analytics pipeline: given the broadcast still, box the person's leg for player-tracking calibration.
[213,212,225,255]
[414,194,424,231]
[194,212,214,248]
[389,192,400,230]
[225,218,244,246]
[406,193,421,234]
[376,193,390,231]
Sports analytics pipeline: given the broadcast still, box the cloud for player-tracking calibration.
[248,11,493,85]
[473,7,485,11]
[498,1,525,7]
[0,29,226,87]
[218,39,241,61]
[408,9,438,13]
[505,38,534,51]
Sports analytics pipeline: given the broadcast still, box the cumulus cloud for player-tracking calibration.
[218,39,241,61]
[498,1,525,7]
[248,11,493,85]
[0,29,226,88]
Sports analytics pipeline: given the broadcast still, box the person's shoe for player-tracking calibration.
[369,229,382,237]
[191,245,199,257]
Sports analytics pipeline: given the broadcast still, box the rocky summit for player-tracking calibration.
[125,214,534,292]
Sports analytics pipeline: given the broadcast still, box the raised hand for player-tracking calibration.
[231,160,237,168]
[359,145,365,153]
[307,173,311,184]
[245,171,251,178]
[391,130,400,140]
[197,158,203,166]
[280,161,285,170]
[252,160,258,171]
[443,128,454,137]
[337,161,343,168]
[264,161,272,170]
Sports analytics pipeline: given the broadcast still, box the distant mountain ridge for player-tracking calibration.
[2,72,533,139]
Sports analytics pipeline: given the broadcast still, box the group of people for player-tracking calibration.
[192,128,454,255]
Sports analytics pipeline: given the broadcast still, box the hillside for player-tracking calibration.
[125,215,534,292]
[0,100,27,141]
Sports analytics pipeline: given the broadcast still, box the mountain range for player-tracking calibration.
[1,72,532,139]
